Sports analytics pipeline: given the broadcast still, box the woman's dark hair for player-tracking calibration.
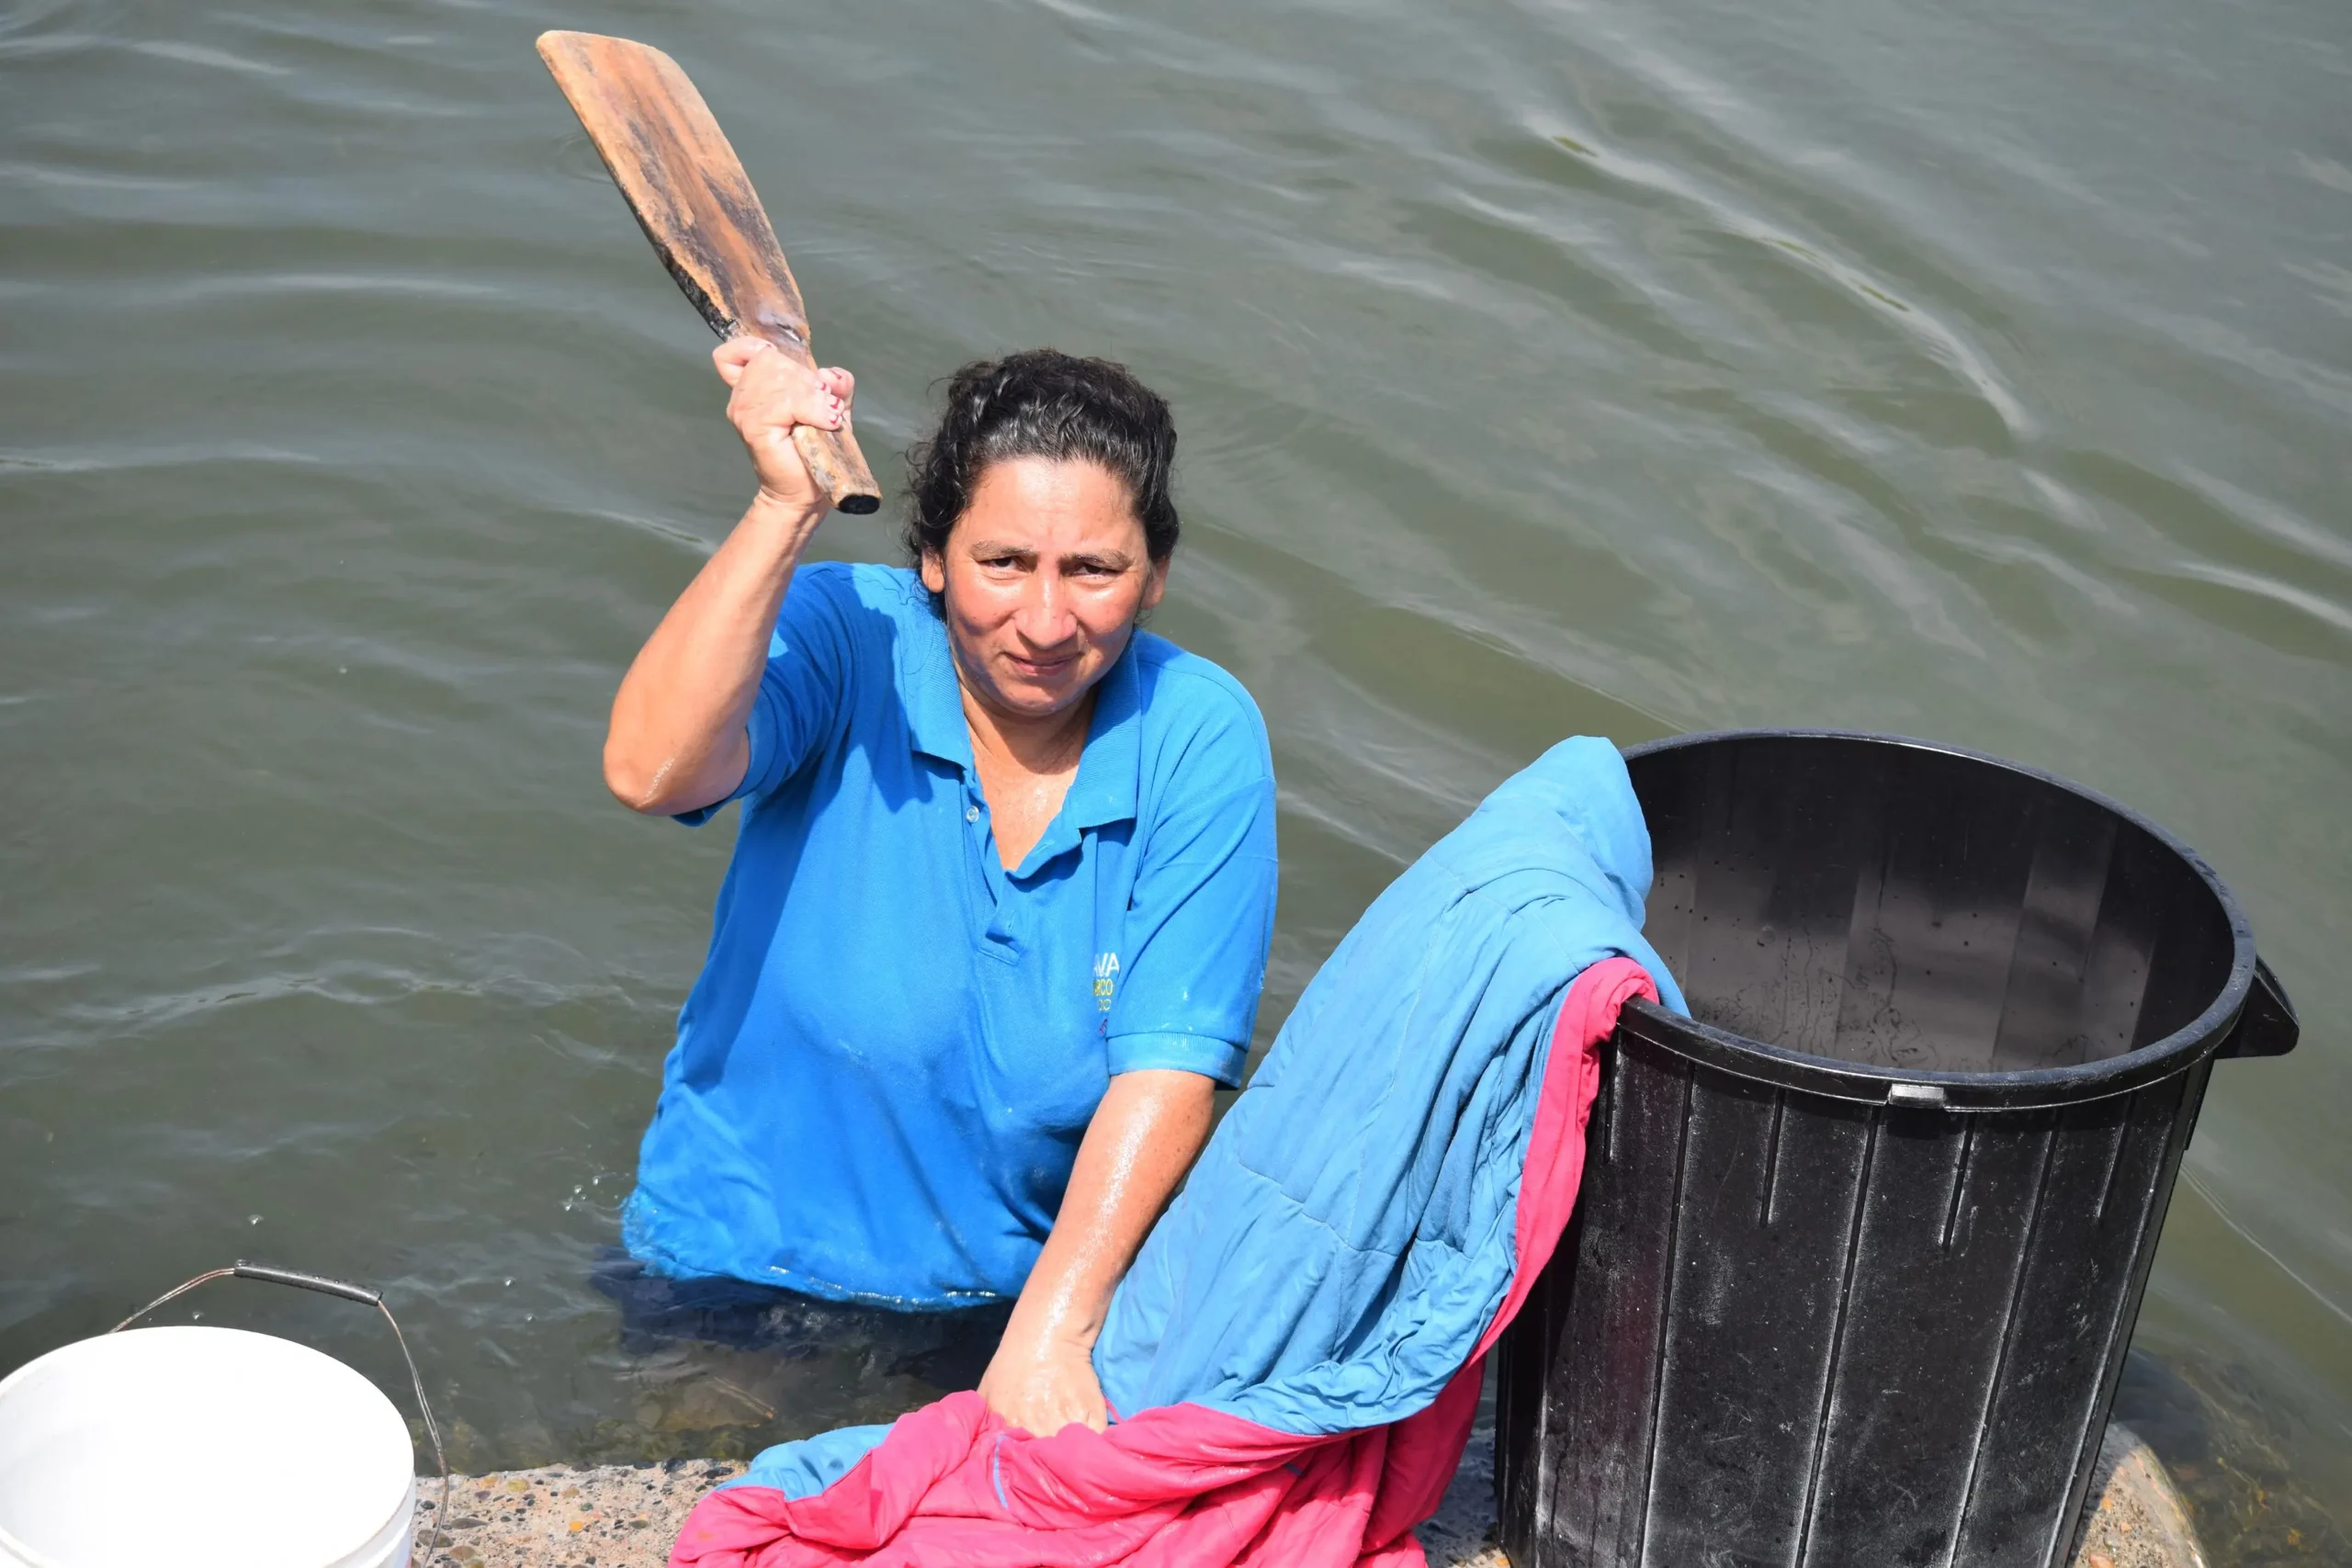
[902,349,1180,566]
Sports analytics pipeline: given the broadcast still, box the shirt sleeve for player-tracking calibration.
[673,565,858,827]
[1105,762,1280,1087]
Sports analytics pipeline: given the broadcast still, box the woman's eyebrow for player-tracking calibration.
[964,539,1036,559]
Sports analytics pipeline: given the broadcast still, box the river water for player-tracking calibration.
[3,0,2346,1554]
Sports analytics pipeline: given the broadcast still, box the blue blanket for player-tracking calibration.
[1093,734,1687,1432]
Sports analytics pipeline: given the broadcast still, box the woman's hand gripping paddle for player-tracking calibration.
[537,30,882,515]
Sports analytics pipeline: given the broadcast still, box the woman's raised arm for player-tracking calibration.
[603,340,854,816]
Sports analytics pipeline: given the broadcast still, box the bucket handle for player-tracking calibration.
[2216,957,2299,1059]
[112,1261,448,1565]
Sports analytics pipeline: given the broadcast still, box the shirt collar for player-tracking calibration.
[899,602,1144,873]
[899,595,974,772]
[1057,636,1142,833]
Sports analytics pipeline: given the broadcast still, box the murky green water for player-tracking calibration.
[4,0,2346,1552]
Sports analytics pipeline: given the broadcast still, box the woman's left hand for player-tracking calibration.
[978,1324,1109,1437]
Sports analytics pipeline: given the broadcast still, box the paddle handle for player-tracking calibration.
[794,424,880,515]
[730,321,879,518]
[721,301,879,517]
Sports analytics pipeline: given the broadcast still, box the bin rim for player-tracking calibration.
[1618,728,2261,1111]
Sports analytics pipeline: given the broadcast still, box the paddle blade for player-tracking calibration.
[538,29,880,515]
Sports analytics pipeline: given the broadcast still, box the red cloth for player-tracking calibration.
[673,958,1655,1568]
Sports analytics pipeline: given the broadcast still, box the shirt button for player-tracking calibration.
[966,805,981,823]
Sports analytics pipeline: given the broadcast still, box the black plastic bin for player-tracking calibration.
[1496,730,2298,1568]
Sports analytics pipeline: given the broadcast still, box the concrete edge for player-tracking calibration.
[417,1421,2203,1567]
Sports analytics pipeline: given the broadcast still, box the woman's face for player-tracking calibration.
[922,456,1169,726]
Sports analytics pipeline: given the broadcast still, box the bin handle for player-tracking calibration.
[111,1261,447,1564]
[2216,957,2298,1059]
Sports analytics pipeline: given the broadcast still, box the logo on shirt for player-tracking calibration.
[1092,951,1120,1014]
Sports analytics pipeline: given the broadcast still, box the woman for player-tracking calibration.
[603,338,1277,1438]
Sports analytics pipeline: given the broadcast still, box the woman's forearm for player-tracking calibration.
[603,492,825,815]
[979,1068,1216,1434]
[605,334,853,816]
[1026,1068,1216,1342]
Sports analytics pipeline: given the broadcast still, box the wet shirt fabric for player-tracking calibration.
[622,562,1278,1309]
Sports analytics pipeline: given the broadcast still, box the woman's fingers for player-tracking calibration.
[710,336,766,387]
[712,339,842,422]
[711,336,853,512]
[720,339,844,431]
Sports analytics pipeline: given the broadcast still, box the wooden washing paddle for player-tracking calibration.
[538,30,881,514]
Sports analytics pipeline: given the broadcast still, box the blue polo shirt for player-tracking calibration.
[620,562,1278,1310]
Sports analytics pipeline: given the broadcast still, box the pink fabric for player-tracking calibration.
[673,958,1657,1568]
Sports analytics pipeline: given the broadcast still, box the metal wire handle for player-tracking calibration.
[113,1261,449,1565]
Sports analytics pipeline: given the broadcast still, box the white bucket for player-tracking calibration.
[0,1326,415,1568]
